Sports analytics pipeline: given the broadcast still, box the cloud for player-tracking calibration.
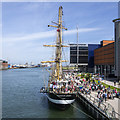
[3,30,56,42]
[3,28,101,43]
[64,28,100,35]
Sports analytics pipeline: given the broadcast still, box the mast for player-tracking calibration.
[56,6,63,80]
[41,6,68,81]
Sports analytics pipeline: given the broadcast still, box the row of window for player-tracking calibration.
[70,51,88,55]
[70,56,88,63]
[70,47,88,50]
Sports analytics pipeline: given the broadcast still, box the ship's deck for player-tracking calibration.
[49,91,77,94]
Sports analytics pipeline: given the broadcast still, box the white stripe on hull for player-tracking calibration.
[46,95,75,105]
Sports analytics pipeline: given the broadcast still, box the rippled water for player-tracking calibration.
[2,68,93,119]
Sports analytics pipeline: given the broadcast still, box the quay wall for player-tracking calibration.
[76,92,113,120]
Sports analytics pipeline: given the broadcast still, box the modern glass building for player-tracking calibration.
[70,44,88,72]
[88,44,101,72]
[70,44,100,72]
[70,44,88,65]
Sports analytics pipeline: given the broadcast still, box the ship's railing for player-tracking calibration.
[78,92,120,120]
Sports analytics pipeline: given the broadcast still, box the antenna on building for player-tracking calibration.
[77,26,79,69]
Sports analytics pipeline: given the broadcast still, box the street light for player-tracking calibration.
[104,68,106,84]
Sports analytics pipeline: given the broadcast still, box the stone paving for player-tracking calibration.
[90,91,120,119]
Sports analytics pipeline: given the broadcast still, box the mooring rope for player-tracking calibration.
[52,92,96,120]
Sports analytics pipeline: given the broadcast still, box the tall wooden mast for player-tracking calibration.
[41,6,68,81]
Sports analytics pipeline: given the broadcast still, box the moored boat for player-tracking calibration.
[41,6,76,109]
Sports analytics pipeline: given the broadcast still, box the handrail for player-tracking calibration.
[78,92,120,119]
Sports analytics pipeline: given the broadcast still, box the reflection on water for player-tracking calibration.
[2,68,92,119]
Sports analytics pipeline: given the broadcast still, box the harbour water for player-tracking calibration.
[2,68,93,119]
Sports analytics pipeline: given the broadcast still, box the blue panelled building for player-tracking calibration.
[88,44,101,72]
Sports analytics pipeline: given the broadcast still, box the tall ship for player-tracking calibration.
[41,6,76,109]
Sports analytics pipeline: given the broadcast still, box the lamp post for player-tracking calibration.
[104,68,106,84]
[98,67,100,75]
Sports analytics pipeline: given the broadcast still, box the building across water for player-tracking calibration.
[70,44,88,72]
[94,40,114,77]
[88,44,101,72]
[0,60,8,70]
[69,44,101,72]
[113,18,120,81]
[69,40,116,75]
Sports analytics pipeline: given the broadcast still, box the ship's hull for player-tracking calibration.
[46,92,75,109]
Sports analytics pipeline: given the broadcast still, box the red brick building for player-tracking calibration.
[94,40,114,77]
[0,60,8,70]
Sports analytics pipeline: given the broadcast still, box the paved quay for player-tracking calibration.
[90,91,120,119]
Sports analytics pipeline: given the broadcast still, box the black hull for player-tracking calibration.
[46,92,75,109]
[47,92,75,110]
[48,92,75,100]
[48,100,71,110]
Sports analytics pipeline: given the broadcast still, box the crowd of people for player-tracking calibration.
[49,72,120,102]
[75,73,120,103]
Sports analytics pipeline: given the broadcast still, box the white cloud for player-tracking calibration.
[64,28,100,35]
[3,30,56,42]
[3,28,101,42]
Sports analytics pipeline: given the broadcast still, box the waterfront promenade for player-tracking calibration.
[91,78,120,118]
[87,77,120,119]
[75,73,120,119]
[78,90,120,119]
[91,91,119,115]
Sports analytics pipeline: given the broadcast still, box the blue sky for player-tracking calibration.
[2,2,118,64]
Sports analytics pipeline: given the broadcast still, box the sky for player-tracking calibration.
[2,2,118,65]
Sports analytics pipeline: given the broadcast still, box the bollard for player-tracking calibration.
[104,105,107,113]
[112,109,116,118]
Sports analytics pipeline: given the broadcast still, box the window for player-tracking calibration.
[79,47,88,50]
[70,56,77,63]
[70,47,77,50]
[70,51,77,55]
[79,51,88,55]
[79,56,88,63]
